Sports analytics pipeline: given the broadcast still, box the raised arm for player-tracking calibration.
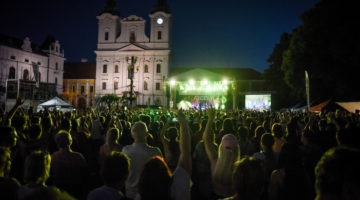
[5,96,24,127]
[177,109,191,175]
[160,120,171,162]
[202,108,218,168]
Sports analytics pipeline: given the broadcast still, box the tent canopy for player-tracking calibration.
[37,97,74,112]
[310,99,331,112]
[336,102,360,113]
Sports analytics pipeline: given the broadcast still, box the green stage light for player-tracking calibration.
[189,79,195,85]
[170,79,176,86]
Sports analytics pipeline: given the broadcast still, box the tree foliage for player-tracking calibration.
[266,0,360,108]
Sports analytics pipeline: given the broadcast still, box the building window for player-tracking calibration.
[144,81,148,90]
[55,62,58,70]
[72,85,75,92]
[81,85,85,94]
[8,67,15,79]
[25,59,29,63]
[114,81,118,90]
[105,32,109,41]
[23,69,29,80]
[102,82,106,90]
[156,82,160,90]
[130,31,136,43]
[56,46,59,52]
[10,55,15,60]
[157,31,162,40]
[90,85,94,93]
[114,65,119,73]
[37,62,41,65]
[156,64,161,73]
[103,64,107,73]
[55,77,58,85]
[63,84,66,92]
[144,64,149,73]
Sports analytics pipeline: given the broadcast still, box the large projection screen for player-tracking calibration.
[245,94,271,110]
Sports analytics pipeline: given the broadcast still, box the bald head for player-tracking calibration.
[131,122,148,142]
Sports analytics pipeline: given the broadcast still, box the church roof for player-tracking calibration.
[170,67,263,81]
[64,61,96,79]
[0,33,48,56]
[99,0,120,16]
[151,0,171,14]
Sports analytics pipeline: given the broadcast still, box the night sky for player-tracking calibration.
[0,0,319,72]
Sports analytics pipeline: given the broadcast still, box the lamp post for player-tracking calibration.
[169,79,176,108]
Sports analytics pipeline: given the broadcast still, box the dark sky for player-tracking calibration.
[0,0,319,72]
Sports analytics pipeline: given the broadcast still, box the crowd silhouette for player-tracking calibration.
[1,97,360,200]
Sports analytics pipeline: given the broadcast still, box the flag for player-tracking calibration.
[305,70,310,111]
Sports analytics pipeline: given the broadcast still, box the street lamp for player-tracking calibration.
[169,79,176,108]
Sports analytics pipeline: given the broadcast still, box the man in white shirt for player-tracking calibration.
[122,121,163,199]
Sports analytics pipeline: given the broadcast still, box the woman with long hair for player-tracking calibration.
[98,128,123,166]
[160,121,180,172]
[203,108,240,198]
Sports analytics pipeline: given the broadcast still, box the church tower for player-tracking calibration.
[96,0,120,44]
[149,0,172,45]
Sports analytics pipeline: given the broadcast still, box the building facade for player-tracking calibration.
[62,61,96,108]
[0,34,65,106]
[95,0,171,106]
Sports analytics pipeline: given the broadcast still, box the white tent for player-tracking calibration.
[37,97,74,112]
[336,102,360,113]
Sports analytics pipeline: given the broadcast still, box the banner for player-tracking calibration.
[305,70,310,111]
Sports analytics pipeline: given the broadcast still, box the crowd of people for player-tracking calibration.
[1,97,360,200]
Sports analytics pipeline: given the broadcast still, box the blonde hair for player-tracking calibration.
[213,143,240,185]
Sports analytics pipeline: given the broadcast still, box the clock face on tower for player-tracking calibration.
[157,18,163,25]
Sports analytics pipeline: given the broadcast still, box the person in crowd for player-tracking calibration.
[219,156,265,200]
[271,123,284,153]
[137,109,192,200]
[87,151,130,200]
[0,126,18,149]
[99,127,123,166]
[315,146,360,200]
[217,118,235,144]
[268,142,312,200]
[0,147,21,200]
[159,121,180,171]
[18,150,51,199]
[51,130,88,199]
[237,126,249,157]
[122,121,163,199]
[203,108,240,198]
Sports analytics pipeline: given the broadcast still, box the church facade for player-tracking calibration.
[0,34,65,107]
[95,0,171,106]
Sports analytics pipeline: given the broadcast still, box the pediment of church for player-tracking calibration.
[118,44,146,51]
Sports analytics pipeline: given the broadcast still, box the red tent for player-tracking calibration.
[310,99,331,112]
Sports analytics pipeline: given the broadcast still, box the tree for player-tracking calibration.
[281,0,360,101]
[264,33,295,109]
[98,94,120,109]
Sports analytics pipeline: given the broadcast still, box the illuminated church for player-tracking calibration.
[95,0,171,106]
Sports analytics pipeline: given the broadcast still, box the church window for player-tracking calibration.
[105,32,109,41]
[55,77,58,85]
[102,82,107,90]
[130,31,136,43]
[103,64,107,73]
[115,65,119,73]
[114,81,118,90]
[156,82,160,90]
[158,31,162,40]
[9,67,16,79]
[81,85,85,94]
[156,64,161,73]
[55,62,58,70]
[144,81,148,90]
[144,65,149,73]
[23,69,29,80]
[10,55,15,60]
[56,46,59,52]
[37,62,41,65]
[25,59,29,63]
